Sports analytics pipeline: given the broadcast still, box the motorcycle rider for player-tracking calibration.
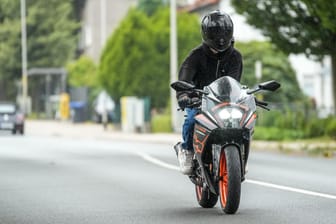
[175,10,243,175]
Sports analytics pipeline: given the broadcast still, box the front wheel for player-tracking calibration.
[219,146,241,214]
[195,184,218,208]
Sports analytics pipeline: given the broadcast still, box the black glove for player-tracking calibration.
[191,97,201,107]
[177,94,191,109]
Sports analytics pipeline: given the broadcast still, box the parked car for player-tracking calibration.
[0,102,24,135]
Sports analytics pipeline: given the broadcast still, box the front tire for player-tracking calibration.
[219,146,241,214]
[195,185,218,208]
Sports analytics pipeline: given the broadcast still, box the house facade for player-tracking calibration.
[78,0,137,62]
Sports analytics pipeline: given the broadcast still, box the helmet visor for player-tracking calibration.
[207,35,231,51]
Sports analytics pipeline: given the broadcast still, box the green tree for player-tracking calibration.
[232,0,336,112]
[235,41,305,103]
[26,0,79,68]
[98,8,200,108]
[138,0,165,16]
[66,55,102,110]
[0,0,79,100]
[67,56,97,88]
[0,0,22,100]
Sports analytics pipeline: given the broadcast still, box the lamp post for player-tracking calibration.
[100,0,107,47]
[20,0,28,114]
[255,60,262,82]
[170,0,178,132]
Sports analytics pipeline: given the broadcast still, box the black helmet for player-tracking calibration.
[201,10,234,52]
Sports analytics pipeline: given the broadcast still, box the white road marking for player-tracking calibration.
[245,179,336,200]
[136,152,179,171]
[137,152,336,200]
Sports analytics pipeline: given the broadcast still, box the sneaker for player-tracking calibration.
[174,143,194,175]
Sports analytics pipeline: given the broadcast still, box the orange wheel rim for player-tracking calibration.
[219,151,228,207]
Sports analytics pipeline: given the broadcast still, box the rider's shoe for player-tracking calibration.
[174,142,194,175]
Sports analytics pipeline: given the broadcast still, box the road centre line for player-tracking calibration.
[136,152,336,200]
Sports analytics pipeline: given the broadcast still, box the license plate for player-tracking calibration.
[0,123,14,129]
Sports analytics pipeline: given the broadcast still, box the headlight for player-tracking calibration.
[218,108,243,120]
[231,108,243,119]
[218,109,231,119]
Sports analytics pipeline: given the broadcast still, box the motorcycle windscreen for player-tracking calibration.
[208,76,243,103]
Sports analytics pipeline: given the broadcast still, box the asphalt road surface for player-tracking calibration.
[0,132,335,224]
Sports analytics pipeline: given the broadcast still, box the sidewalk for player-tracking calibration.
[26,120,336,157]
[26,120,180,145]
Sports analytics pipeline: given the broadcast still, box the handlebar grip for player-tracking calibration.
[191,97,200,103]
[186,98,201,108]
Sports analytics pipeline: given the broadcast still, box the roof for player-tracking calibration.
[178,0,220,13]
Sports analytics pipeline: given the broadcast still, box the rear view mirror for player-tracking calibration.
[170,81,195,91]
[259,80,281,92]
[247,80,281,94]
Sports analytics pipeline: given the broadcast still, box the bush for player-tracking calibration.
[326,119,336,139]
[256,110,281,127]
[253,126,305,141]
[304,116,336,139]
[257,107,309,130]
[151,114,172,133]
[254,115,336,140]
[304,118,323,138]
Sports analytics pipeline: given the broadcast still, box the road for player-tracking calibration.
[0,132,335,224]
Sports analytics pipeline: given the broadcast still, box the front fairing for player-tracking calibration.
[199,76,256,130]
[207,76,244,103]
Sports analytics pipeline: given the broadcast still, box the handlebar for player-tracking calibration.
[255,98,270,111]
[255,99,268,106]
[177,96,272,112]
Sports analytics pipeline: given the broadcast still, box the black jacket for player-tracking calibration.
[177,43,243,97]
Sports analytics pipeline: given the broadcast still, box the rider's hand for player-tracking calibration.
[178,94,191,109]
[191,97,201,107]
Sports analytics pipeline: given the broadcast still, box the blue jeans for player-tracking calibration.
[181,108,198,151]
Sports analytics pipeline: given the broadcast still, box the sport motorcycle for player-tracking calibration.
[171,76,280,214]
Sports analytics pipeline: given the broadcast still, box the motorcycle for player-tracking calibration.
[171,76,280,214]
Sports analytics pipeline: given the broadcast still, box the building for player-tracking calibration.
[179,0,220,17]
[291,55,334,117]
[78,0,137,62]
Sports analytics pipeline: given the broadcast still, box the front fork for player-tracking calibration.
[212,144,246,184]
[192,143,247,195]
[192,153,217,194]
[212,144,222,184]
[192,145,232,195]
